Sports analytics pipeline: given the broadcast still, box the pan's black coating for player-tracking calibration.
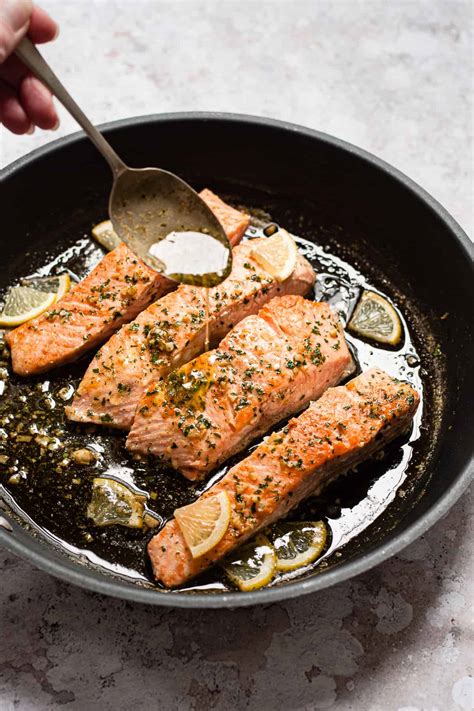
[0,113,472,608]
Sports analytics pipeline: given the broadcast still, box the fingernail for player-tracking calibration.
[26,124,35,135]
[51,119,60,131]
[52,24,60,40]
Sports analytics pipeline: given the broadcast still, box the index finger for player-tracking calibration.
[27,4,58,44]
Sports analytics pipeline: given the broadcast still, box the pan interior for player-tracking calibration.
[0,189,444,596]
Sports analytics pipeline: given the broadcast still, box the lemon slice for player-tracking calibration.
[250,227,298,282]
[21,274,71,301]
[348,290,402,346]
[270,521,327,572]
[174,491,231,558]
[87,477,147,529]
[92,220,121,251]
[223,534,276,591]
[0,287,56,327]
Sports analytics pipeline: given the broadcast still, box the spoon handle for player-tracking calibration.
[15,37,127,177]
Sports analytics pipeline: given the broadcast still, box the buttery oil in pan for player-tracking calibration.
[0,214,429,592]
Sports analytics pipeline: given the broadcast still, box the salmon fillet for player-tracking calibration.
[127,296,353,479]
[6,242,169,377]
[198,189,250,244]
[6,190,248,377]
[66,245,315,430]
[148,368,420,587]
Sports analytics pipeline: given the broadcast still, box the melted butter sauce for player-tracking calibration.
[148,230,231,288]
[0,215,429,593]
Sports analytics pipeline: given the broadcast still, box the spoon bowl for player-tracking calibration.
[110,167,232,286]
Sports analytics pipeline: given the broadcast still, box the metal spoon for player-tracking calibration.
[15,37,232,287]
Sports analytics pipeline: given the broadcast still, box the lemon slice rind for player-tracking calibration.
[223,534,276,591]
[271,521,327,572]
[175,491,231,559]
[53,274,71,301]
[0,287,57,328]
[21,274,71,302]
[92,220,121,251]
[250,227,298,282]
[348,291,402,346]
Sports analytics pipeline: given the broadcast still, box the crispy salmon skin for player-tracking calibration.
[126,296,353,478]
[6,190,247,377]
[148,368,420,588]
[66,244,315,430]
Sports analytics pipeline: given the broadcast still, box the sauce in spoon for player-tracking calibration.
[148,230,231,288]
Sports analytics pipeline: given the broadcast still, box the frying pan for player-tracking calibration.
[0,113,472,608]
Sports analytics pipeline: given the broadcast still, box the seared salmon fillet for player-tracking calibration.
[6,190,248,377]
[66,245,315,430]
[127,296,353,478]
[6,242,170,377]
[148,368,420,587]
[197,189,250,244]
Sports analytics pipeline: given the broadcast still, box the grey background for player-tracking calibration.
[0,1,472,709]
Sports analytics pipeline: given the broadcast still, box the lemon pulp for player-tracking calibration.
[223,534,276,591]
[21,273,71,301]
[0,287,56,327]
[348,290,402,346]
[174,491,231,558]
[92,219,121,251]
[270,520,327,572]
[250,227,298,282]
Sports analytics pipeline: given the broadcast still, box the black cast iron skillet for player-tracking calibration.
[0,113,472,608]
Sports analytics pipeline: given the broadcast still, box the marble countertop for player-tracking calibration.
[1,2,472,709]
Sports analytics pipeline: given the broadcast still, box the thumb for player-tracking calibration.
[0,0,33,63]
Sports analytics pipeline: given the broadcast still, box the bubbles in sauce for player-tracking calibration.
[0,215,428,593]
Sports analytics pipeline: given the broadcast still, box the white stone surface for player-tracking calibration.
[0,1,472,709]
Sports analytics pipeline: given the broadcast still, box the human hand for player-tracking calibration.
[0,0,59,134]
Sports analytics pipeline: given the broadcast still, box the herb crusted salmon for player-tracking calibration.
[148,368,420,588]
[66,243,315,430]
[6,189,248,377]
[126,296,353,479]
[6,242,170,377]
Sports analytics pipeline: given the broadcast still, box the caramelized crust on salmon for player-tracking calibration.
[6,190,248,377]
[127,297,353,479]
[66,245,315,430]
[148,368,420,588]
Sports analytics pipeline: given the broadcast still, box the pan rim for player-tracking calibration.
[0,111,472,609]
